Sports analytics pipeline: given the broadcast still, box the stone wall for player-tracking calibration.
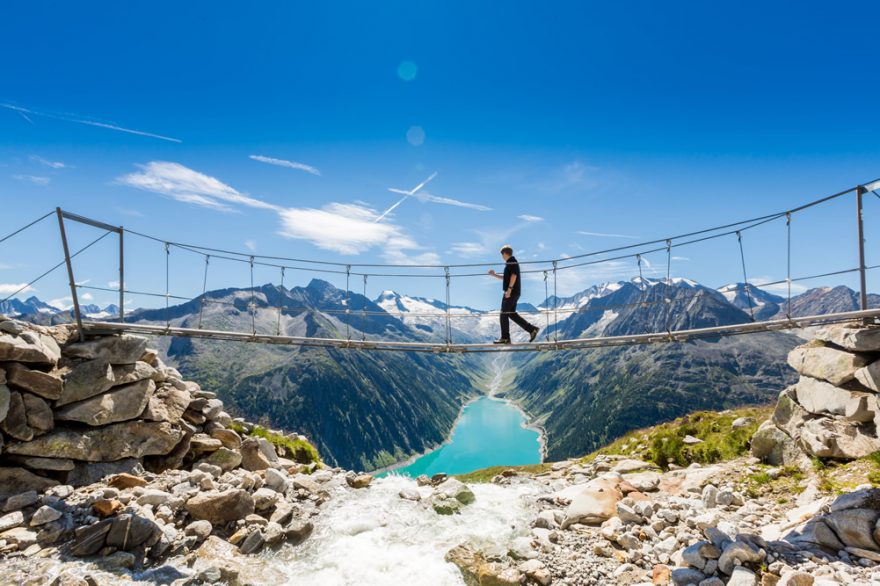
[752,323,880,465]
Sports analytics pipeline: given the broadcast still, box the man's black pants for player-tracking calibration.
[500,295,535,340]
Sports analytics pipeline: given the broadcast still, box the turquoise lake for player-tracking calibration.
[386,396,543,478]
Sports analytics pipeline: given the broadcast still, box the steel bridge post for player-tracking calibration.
[857,185,868,313]
[119,226,125,322]
[56,207,85,341]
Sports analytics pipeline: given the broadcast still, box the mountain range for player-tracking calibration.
[3,278,877,470]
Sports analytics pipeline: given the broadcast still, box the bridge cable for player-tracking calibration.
[0,230,112,304]
[249,256,257,335]
[444,266,452,345]
[198,255,210,329]
[164,243,171,329]
[665,240,674,338]
[0,210,54,246]
[552,261,559,344]
[786,213,792,319]
[361,274,368,342]
[276,266,285,336]
[736,232,756,321]
[345,265,351,342]
[543,271,550,342]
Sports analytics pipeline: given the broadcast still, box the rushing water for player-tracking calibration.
[386,356,543,478]
[274,475,540,585]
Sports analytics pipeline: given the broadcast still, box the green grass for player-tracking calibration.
[581,406,772,470]
[229,422,321,465]
[454,463,553,483]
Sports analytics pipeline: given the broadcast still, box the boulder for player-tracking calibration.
[0,384,9,422]
[107,472,148,490]
[4,421,185,461]
[434,478,475,504]
[56,359,115,406]
[198,447,243,472]
[856,360,880,392]
[140,386,191,424]
[815,325,880,352]
[186,489,255,524]
[0,510,23,532]
[727,566,757,586]
[0,467,58,500]
[0,392,33,441]
[798,417,880,459]
[71,519,113,556]
[63,335,148,364]
[110,361,156,387]
[189,535,285,585]
[718,538,764,575]
[55,378,155,426]
[240,438,274,471]
[189,434,224,456]
[795,376,872,420]
[29,505,62,526]
[623,471,661,492]
[5,455,74,471]
[787,344,868,385]
[346,474,373,489]
[22,393,53,433]
[559,477,623,528]
[445,543,521,586]
[3,363,62,400]
[784,518,845,551]
[750,420,803,466]
[0,332,60,365]
[822,508,880,551]
[210,428,242,450]
[772,387,810,440]
[185,520,213,541]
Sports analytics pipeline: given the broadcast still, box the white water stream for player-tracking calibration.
[269,475,540,585]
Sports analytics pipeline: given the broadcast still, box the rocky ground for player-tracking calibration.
[0,318,879,586]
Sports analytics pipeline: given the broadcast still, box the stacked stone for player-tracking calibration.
[0,316,359,579]
[752,323,880,465]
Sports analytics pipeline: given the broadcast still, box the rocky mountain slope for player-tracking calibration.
[124,279,484,471]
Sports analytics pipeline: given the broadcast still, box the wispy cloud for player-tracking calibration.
[29,155,67,169]
[518,214,544,222]
[576,230,639,239]
[0,283,35,295]
[118,161,438,263]
[244,240,256,251]
[1,103,181,143]
[752,276,808,295]
[249,155,321,176]
[117,162,280,213]
[12,174,50,185]
[382,173,491,220]
[526,160,598,194]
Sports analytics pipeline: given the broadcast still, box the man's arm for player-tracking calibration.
[505,274,517,297]
[487,269,503,280]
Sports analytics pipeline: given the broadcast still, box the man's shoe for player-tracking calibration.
[493,338,511,344]
[529,328,540,342]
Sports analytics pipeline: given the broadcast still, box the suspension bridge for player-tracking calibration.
[2,178,880,353]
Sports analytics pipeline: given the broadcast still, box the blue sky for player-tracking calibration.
[1,1,879,310]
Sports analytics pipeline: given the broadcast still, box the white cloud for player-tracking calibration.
[107,281,120,288]
[29,155,67,169]
[752,277,808,295]
[518,214,544,222]
[119,161,440,263]
[249,155,321,176]
[0,283,34,295]
[526,160,598,193]
[81,292,94,300]
[48,297,72,310]
[13,174,50,185]
[244,240,256,251]
[577,230,639,239]
[1,103,181,143]
[0,263,14,269]
[449,242,486,257]
[117,162,280,213]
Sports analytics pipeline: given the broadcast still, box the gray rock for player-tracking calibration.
[240,438,274,471]
[197,447,242,472]
[110,361,156,387]
[830,487,880,512]
[788,344,868,385]
[795,375,872,419]
[189,434,223,456]
[772,386,810,440]
[284,520,313,544]
[671,567,707,585]
[252,487,279,511]
[210,427,242,450]
[751,420,804,466]
[784,518,845,551]
[71,518,113,556]
[731,416,755,430]
[1,391,33,441]
[726,566,757,586]
[264,468,289,493]
[399,488,421,501]
[5,455,74,471]
[718,538,764,575]
[823,508,880,551]
[185,520,212,541]
[55,378,155,426]
[0,510,24,532]
[0,332,60,365]
[239,529,264,554]
[798,417,880,459]
[105,513,161,550]
[2,490,39,511]
[5,420,185,461]
[0,384,9,422]
[815,325,880,352]
[856,359,880,392]
[185,489,255,524]
[140,386,191,424]
[29,505,62,526]
[56,359,115,406]
[22,393,53,434]
[63,335,148,364]
[137,489,173,507]
[0,467,58,500]
[434,478,475,505]
[3,363,62,400]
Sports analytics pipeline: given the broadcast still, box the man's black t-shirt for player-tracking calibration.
[502,256,521,298]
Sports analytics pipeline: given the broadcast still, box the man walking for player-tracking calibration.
[488,245,540,344]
